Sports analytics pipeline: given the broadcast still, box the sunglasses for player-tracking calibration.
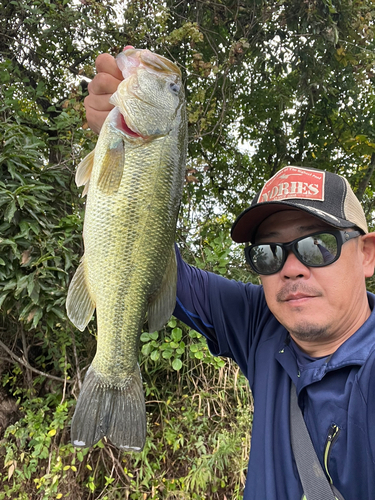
[244,229,362,275]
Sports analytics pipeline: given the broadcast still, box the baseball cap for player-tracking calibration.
[231,166,368,243]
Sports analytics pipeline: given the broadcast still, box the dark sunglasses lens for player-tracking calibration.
[249,244,284,274]
[296,233,338,266]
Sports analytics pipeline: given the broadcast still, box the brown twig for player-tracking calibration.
[20,326,32,388]
[0,338,73,384]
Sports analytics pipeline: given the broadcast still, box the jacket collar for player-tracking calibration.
[275,292,375,389]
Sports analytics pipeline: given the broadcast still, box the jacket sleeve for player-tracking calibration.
[173,246,217,347]
[173,245,271,374]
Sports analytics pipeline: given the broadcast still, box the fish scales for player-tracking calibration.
[88,139,180,375]
[66,48,187,450]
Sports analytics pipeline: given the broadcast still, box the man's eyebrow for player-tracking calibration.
[256,230,280,240]
[256,224,330,241]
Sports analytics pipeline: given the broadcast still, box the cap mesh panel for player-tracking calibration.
[342,177,368,233]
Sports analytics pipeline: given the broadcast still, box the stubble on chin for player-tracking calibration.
[287,322,329,342]
[272,283,330,341]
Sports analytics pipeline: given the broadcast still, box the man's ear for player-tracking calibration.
[360,233,375,278]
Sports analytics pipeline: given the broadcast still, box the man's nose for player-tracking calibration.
[281,251,311,280]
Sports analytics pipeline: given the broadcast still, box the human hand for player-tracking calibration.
[84,53,124,134]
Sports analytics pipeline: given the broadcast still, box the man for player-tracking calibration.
[83,53,375,499]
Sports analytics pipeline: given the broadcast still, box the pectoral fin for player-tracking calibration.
[76,150,95,196]
[147,246,177,332]
[66,258,95,331]
[97,139,125,194]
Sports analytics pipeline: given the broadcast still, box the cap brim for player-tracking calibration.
[231,201,354,243]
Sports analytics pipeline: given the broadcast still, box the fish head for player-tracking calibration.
[109,48,185,140]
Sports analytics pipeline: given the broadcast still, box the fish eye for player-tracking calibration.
[169,82,180,94]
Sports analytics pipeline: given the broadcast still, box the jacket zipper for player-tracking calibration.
[324,423,341,484]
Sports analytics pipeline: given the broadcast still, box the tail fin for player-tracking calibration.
[71,365,146,451]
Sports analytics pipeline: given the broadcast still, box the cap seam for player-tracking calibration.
[339,175,347,219]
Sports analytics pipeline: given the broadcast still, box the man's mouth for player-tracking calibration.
[276,285,322,303]
[283,293,315,302]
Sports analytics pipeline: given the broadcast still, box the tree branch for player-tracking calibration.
[0,338,73,384]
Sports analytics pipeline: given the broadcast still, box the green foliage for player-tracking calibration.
[141,318,226,373]
[0,120,81,329]
[1,0,375,498]
[1,395,76,500]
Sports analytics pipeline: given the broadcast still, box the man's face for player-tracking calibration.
[256,210,371,355]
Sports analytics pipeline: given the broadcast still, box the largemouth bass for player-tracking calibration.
[66,48,187,451]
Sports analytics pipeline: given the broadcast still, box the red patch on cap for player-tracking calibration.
[258,166,325,203]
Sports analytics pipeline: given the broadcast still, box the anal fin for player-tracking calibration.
[66,258,95,331]
[148,245,177,332]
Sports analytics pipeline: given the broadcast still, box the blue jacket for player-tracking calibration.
[173,249,375,499]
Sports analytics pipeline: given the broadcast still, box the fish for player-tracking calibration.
[66,47,187,451]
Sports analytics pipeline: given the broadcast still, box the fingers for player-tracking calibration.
[85,53,124,134]
[87,73,121,103]
[95,53,123,81]
[84,95,114,135]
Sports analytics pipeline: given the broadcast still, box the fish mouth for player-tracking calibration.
[110,106,146,139]
[116,111,142,138]
[109,93,144,139]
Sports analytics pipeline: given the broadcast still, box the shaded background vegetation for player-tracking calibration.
[0,0,375,498]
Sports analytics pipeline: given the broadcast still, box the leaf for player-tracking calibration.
[15,274,31,296]
[141,343,152,356]
[31,308,43,329]
[150,350,160,361]
[21,249,32,266]
[162,349,173,359]
[172,358,183,371]
[171,327,182,342]
[168,318,177,328]
[0,293,9,309]
[140,332,151,342]
[4,200,17,222]
[8,461,16,480]
[0,238,19,257]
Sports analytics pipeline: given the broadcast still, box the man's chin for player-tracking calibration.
[288,322,329,343]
